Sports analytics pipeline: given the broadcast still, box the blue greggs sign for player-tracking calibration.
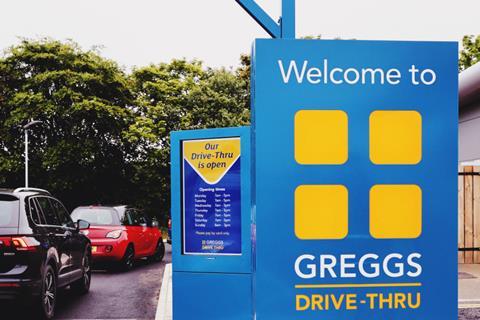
[252,39,458,319]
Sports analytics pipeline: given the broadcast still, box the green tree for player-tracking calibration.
[0,39,250,223]
[127,59,250,221]
[460,35,480,71]
[237,54,251,109]
[0,39,136,210]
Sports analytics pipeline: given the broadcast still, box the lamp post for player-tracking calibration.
[23,120,42,188]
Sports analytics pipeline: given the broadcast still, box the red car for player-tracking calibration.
[167,217,172,244]
[71,205,164,270]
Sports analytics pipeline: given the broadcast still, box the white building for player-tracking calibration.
[460,63,480,164]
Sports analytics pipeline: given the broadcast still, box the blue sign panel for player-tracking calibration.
[171,127,253,320]
[252,40,458,319]
[182,138,242,255]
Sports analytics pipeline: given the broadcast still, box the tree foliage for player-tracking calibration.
[0,39,250,222]
[126,59,250,223]
[0,39,136,210]
[460,35,480,71]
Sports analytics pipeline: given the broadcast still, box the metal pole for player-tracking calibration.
[281,0,296,38]
[25,129,28,188]
[235,0,281,38]
[22,120,42,188]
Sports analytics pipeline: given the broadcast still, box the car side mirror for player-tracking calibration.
[76,219,90,230]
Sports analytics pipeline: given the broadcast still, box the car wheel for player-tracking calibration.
[38,265,57,320]
[71,248,91,294]
[149,240,165,263]
[121,244,135,271]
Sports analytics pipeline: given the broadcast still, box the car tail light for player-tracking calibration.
[106,230,123,239]
[0,237,12,246]
[0,283,20,288]
[11,237,40,251]
[168,219,172,229]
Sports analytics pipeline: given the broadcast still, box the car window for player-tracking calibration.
[125,209,137,226]
[71,207,121,226]
[123,209,145,226]
[137,213,147,226]
[115,206,127,223]
[51,199,73,228]
[143,215,153,227]
[28,198,45,225]
[36,197,60,226]
[121,210,133,226]
[0,194,19,229]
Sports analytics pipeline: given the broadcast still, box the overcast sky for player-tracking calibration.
[1,0,479,69]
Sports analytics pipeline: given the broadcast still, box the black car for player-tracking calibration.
[0,188,92,319]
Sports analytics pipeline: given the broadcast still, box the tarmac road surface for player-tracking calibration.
[0,244,171,320]
[459,308,480,320]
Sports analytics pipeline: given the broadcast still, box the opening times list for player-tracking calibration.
[183,151,242,255]
[194,187,232,232]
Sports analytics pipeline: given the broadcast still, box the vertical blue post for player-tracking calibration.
[281,0,295,38]
[235,0,295,39]
[171,127,253,320]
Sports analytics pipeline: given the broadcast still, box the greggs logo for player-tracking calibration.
[294,110,423,240]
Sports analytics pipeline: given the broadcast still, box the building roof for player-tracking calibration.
[460,62,480,108]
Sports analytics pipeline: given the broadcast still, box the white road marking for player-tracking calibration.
[156,263,172,320]
[459,304,480,309]
[459,299,480,309]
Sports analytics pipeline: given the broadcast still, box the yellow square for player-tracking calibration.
[295,185,348,240]
[370,110,422,164]
[295,110,348,165]
[370,185,422,239]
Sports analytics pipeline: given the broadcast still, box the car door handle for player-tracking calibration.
[63,230,72,237]
[56,231,72,237]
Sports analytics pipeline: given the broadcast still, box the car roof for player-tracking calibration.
[73,205,136,210]
[0,188,51,199]
[73,206,119,210]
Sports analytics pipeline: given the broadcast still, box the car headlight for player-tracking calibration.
[106,230,123,239]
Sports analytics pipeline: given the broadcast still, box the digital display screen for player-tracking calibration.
[182,137,242,256]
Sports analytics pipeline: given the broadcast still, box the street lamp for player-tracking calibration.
[23,120,43,188]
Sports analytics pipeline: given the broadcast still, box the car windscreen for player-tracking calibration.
[71,208,121,226]
[0,195,20,232]
[114,206,127,222]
